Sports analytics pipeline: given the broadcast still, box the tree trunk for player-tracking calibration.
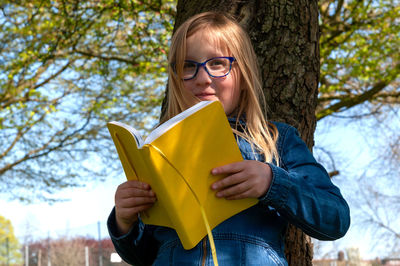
[171,0,320,265]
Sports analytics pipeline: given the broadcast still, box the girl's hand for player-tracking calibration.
[114,180,157,235]
[211,160,272,200]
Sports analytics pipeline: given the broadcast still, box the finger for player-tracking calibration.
[211,161,244,175]
[117,187,156,199]
[117,195,157,208]
[215,181,251,198]
[225,191,252,200]
[117,181,155,200]
[119,180,151,190]
[135,203,156,213]
[116,196,156,219]
[211,172,247,190]
[116,203,155,220]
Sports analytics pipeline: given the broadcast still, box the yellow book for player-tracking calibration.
[107,101,258,250]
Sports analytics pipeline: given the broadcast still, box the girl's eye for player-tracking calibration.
[208,59,228,70]
[183,62,196,70]
[209,60,224,66]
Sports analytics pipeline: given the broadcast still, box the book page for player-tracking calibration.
[107,121,144,147]
[144,101,214,145]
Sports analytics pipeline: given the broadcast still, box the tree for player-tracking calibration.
[0,215,22,265]
[318,0,399,120]
[0,0,175,202]
[316,0,399,258]
[172,0,319,264]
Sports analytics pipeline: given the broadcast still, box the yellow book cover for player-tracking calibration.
[107,101,258,250]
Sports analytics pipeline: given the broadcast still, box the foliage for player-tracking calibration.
[0,0,175,201]
[0,215,22,265]
[317,0,400,257]
[0,0,398,203]
[318,0,399,120]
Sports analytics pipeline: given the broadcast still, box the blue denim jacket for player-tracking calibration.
[108,121,350,265]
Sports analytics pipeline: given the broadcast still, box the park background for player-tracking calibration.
[1,0,399,265]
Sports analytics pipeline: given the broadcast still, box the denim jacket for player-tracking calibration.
[107,121,350,265]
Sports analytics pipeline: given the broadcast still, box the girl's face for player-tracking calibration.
[183,30,241,116]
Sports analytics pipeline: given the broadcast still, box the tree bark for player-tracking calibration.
[171,0,320,265]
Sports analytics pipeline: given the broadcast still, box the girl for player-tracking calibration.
[107,11,350,266]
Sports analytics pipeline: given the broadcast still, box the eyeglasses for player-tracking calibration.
[172,57,236,81]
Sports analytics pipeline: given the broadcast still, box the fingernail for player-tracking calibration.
[211,169,217,175]
[211,184,217,190]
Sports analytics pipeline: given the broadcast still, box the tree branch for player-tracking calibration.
[0,93,68,160]
[0,108,94,176]
[317,80,389,120]
[74,48,140,66]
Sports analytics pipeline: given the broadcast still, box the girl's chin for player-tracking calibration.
[196,95,218,101]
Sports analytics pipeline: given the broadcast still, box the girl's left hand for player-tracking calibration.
[211,160,272,200]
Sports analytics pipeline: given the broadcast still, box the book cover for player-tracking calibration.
[107,101,258,249]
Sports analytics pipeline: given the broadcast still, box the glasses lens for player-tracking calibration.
[206,58,231,77]
[183,61,197,79]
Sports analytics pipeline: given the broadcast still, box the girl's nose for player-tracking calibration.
[195,66,212,85]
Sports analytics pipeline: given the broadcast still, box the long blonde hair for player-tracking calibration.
[162,11,279,163]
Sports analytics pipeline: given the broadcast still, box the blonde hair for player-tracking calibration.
[162,11,279,163]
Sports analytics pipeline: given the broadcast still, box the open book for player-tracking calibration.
[107,101,258,250]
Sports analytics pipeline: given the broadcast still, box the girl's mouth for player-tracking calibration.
[196,93,216,100]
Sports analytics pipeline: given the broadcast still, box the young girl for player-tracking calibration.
[107,12,350,266]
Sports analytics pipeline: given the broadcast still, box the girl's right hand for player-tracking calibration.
[114,180,157,236]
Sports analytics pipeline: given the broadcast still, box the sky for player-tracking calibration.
[1,176,120,242]
[0,112,397,260]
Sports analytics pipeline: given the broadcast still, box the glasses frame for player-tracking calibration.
[172,56,236,81]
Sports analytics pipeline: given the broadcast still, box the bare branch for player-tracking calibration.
[74,48,140,66]
[1,61,72,109]
[0,108,94,176]
[317,80,389,120]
